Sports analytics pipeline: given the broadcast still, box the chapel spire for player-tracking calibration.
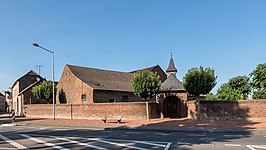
[166,53,177,76]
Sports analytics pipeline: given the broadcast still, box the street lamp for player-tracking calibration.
[32,43,55,120]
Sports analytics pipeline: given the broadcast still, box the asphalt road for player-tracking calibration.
[0,125,266,150]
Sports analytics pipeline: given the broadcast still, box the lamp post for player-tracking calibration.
[32,43,55,120]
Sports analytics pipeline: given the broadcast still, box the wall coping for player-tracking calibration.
[199,99,266,102]
[25,102,158,106]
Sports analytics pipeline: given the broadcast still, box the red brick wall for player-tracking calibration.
[187,100,198,119]
[157,92,188,118]
[188,100,266,120]
[94,90,141,103]
[56,66,94,104]
[24,102,158,120]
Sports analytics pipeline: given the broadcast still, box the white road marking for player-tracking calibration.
[49,136,109,150]
[177,142,190,145]
[247,145,266,149]
[200,144,215,146]
[96,139,150,150]
[164,142,172,150]
[68,136,170,150]
[107,139,167,147]
[247,145,256,150]
[224,135,244,137]
[0,148,17,150]
[225,144,241,147]
[53,129,67,131]
[21,133,171,150]
[187,134,206,137]
[20,134,69,150]
[155,133,171,136]
[0,134,28,150]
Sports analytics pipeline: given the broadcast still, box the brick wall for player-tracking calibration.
[0,97,5,112]
[56,65,94,104]
[188,100,266,120]
[94,90,141,103]
[187,100,198,119]
[24,102,158,120]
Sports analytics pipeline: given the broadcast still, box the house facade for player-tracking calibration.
[56,64,166,104]
[11,70,45,116]
[0,93,5,112]
[55,55,188,119]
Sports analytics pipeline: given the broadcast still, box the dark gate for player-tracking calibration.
[163,96,181,118]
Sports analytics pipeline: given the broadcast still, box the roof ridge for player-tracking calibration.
[67,64,132,74]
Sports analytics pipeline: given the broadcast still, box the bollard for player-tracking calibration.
[11,109,15,124]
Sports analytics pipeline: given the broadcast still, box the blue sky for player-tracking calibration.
[0,1,265,93]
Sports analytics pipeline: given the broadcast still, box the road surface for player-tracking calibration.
[0,125,266,149]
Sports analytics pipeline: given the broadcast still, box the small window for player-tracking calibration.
[122,96,128,100]
[81,94,86,101]
[109,99,115,103]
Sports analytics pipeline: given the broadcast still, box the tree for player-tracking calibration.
[250,63,266,99]
[183,66,217,96]
[252,89,266,99]
[250,63,266,89]
[131,69,161,101]
[215,76,251,100]
[216,83,241,100]
[227,76,251,100]
[205,93,218,100]
[32,81,53,100]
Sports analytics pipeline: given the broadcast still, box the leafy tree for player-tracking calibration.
[227,76,251,100]
[131,69,161,101]
[205,93,218,100]
[32,81,53,100]
[183,66,217,96]
[215,76,251,100]
[250,63,266,99]
[250,63,266,89]
[252,90,266,99]
[216,83,241,100]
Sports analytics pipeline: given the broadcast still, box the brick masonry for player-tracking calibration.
[188,100,266,120]
[24,102,158,120]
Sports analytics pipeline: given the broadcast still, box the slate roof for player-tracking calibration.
[160,74,185,91]
[0,93,5,98]
[166,56,177,73]
[130,65,160,73]
[67,64,134,92]
[11,70,43,88]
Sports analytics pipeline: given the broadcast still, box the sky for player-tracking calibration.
[0,0,265,93]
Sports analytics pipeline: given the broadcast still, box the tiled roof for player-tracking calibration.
[160,74,185,91]
[67,64,134,92]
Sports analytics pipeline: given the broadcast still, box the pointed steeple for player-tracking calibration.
[166,53,177,75]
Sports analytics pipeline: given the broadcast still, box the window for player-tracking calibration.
[122,96,128,100]
[109,99,115,103]
[81,94,86,101]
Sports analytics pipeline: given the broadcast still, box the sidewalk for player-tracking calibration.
[1,113,266,133]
